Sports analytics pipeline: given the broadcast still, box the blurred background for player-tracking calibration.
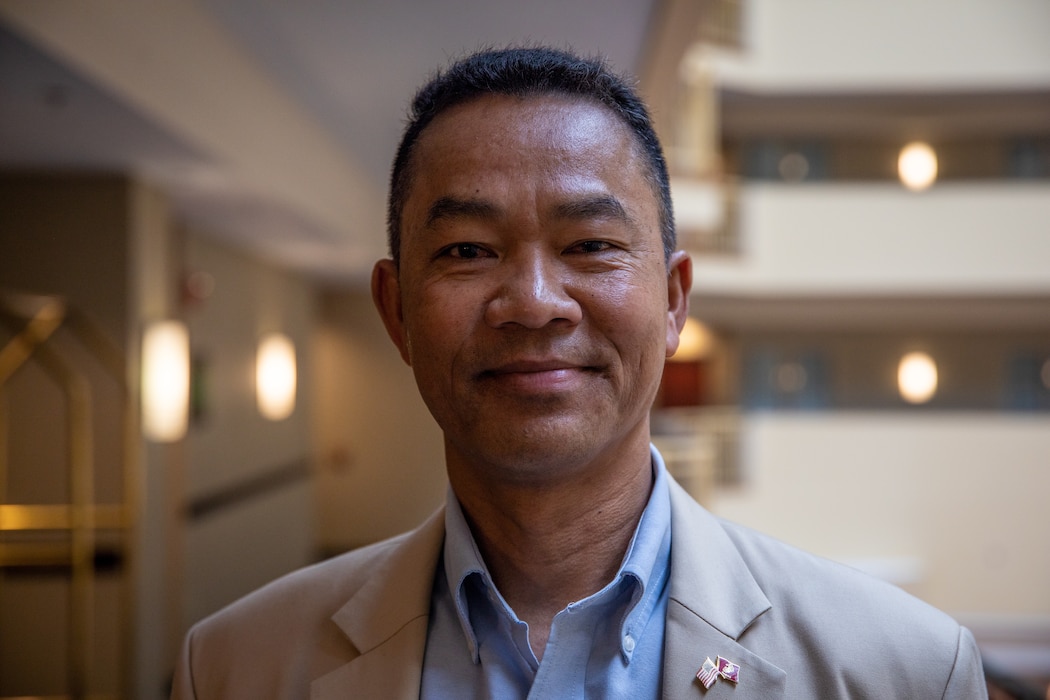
[1,1,1048,697]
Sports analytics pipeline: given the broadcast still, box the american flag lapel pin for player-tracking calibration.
[696,657,719,689]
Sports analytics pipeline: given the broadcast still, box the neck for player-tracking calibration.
[447,440,654,658]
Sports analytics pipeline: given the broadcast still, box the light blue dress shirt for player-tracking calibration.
[420,447,672,699]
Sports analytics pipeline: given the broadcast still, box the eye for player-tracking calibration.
[568,240,614,254]
[440,243,492,260]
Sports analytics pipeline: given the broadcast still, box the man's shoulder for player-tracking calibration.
[174,510,445,698]
[719,517,955,631]
[718,517,980,684]
[192,511,443,640]
[681,516,986,697]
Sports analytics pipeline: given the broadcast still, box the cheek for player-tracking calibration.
[404,283,482,362]
[584,275,669,362]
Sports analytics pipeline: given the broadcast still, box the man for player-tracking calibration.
[173,47,986,699]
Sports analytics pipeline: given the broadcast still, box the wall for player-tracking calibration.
[314,289,446,552]
[709,0,1050,90]
[178,231,317,636]
[708,412,1050,618]
[693,182,1050,296]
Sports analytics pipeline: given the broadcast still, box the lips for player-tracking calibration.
[478,357,600,393]
[484,358,585,375]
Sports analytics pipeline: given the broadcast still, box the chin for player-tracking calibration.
[457,422,632,485]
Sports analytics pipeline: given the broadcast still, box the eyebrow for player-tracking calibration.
[424,197,499,229]
[551,195,633,227]
[423,193,635,230]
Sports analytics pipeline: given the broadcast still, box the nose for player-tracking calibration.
[484,251,582,329]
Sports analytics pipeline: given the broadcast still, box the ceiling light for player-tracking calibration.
[671,318,714,362]
[898,352,938,404]
[898,142,938,191]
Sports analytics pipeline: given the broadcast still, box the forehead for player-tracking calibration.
[421,92,629,147]
[404,93,654,210]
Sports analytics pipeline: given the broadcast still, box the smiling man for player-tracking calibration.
[173,47,986,699]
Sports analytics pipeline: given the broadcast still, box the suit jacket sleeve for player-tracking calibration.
[171,628,198,700]
[945,625,987,699]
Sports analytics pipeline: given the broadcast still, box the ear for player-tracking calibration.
[665,250,693,358]
[371,259,413,366]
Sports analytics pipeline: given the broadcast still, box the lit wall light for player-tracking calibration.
[671,317,714,362]
[898,142,938,191]
[256,333,296,420]
[142,320,190,442]
[898,351,938,404]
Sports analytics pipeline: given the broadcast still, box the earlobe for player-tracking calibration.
[665,250,693,358]
[371,259,413,366]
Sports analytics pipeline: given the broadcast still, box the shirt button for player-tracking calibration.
[623,634,636,653]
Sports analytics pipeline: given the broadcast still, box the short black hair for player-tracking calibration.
[387,46,675,266]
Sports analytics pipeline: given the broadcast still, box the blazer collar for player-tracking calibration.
[311,507,446,700]
[311,476,786,698]
[662,478,786,698]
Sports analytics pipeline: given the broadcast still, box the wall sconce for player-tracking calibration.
[142,320,190,442]
[256,332,296,420]
[898,142,938,191]
[898,351,938,404]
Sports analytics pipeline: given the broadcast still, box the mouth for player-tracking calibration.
[478,358,600,392]
[484,358,587,375]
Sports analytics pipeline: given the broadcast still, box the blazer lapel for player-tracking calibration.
[662,480,786,699]
[312,508,446,700]
[310,615,429,700]
[663,600,786,698]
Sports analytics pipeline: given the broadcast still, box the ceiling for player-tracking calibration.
[0,1,658,284]
[199,0,656,194]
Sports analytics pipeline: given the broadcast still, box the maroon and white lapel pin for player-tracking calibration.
[716,656,741,683]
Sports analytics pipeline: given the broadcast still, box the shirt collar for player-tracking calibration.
[441,485,494,661]
[441,445,673,664]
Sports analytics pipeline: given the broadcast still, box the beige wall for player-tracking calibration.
[709,412,1050,617]
[314,289,446,552]
[0,174,131,337]
[178,231,317,634]
[693,184,1050,297]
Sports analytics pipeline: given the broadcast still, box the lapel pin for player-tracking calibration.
[696,657,719,689]
[716,656,741,683]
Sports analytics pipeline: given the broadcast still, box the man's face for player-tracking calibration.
[374,94,690,486]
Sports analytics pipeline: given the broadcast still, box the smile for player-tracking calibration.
[479,360,599,393]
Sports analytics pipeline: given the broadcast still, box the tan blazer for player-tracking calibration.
[172,478,986,699]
